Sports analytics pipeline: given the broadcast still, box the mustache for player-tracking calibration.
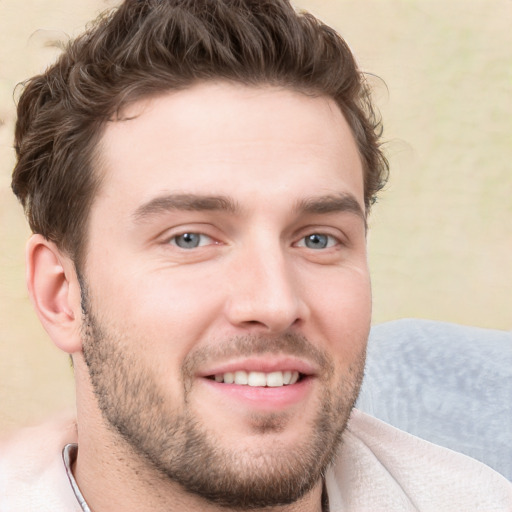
[181,332,333,381]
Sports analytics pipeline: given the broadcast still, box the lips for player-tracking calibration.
[195,357,316,411]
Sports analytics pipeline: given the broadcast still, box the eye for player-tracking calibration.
[169,233,213,249]
[297,233,338,250]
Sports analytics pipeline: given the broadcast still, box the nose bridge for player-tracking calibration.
[225,233,305,332]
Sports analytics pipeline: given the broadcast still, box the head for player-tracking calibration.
[12,0,387,270]
[12,1,388,509]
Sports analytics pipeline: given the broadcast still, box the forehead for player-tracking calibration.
[94,82,364,216]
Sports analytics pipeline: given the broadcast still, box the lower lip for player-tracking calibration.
[199,377,313,411]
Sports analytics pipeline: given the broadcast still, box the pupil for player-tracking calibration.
[177,233,199,248]
[306,234,328,249]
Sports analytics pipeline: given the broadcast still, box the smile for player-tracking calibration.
[209,370,301,387]
[199,361,314,410]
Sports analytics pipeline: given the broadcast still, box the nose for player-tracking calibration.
[223,242,308,333]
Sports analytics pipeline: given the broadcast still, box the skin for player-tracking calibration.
[27,82,371,512]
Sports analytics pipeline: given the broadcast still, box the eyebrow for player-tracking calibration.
[132,193,240,223]
[132,191,366,225]
[294,193,366,220]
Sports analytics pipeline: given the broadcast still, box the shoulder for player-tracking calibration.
[326,409,512,512]
[0,410,80,512]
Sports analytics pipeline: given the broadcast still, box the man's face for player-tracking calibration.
[80,82,371,507]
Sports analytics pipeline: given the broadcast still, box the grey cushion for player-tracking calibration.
[357,318,512,480]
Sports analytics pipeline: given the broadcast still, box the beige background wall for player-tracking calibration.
[1,0,511,432]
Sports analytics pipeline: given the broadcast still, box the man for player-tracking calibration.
[1,0,510,510]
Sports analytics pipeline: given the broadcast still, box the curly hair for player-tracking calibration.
[12,0,388,268]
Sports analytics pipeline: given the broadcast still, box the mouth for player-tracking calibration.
[200,368,312,411]
[206,370,303,387]
[196,357,317,410]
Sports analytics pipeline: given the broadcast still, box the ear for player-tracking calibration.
[26,234,83,354]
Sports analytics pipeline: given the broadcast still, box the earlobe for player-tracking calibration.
[26,234,83,354]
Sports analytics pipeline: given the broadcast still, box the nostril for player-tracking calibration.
[224,291,306,334]
[239,318,302,333]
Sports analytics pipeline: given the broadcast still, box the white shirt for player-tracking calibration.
[1,409,511,511]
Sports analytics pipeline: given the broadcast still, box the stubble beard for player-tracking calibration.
[80,295,366,509]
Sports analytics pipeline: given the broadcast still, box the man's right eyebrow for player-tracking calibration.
[132,193,240,223]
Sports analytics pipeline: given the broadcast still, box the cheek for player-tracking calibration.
[306,268,371,363]
[89,267,225,358]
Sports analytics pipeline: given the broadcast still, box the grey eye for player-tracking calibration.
[304,234,329,249]
[172,233,202,249]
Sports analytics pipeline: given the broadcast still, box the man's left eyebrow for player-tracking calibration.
[132,193,240,223]
[295,193,366,220]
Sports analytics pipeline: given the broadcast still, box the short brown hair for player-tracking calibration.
[12,0,388,268]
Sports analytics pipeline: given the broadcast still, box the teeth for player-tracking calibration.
[289,371,299,385]
[266,371,283,387]
[247,372,266,387]
[212,370,301,387]
[234,371,248,385]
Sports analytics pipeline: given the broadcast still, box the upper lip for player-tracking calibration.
[197,356,318,378]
